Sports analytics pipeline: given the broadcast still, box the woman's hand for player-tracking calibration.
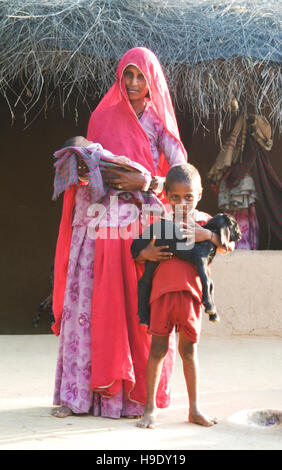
[135,237,173,262]
[102,168,145,191]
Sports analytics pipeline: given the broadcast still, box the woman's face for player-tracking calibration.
[123,65,149,102]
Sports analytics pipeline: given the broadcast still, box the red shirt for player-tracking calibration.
[150,210,211,305]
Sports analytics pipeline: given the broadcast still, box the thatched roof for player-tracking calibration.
[0,0,281,131]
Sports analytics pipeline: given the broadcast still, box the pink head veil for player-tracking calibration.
[87,47,187,176]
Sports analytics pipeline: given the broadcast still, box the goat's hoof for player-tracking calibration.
[203,299,214,311]
[209,313,220,323]
[204,305,215,314]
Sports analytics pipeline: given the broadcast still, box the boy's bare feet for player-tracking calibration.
[136,408,157,429]
[51,406,73,418]
[189,409,218,426]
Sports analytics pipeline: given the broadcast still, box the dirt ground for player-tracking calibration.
[0,334,281,450]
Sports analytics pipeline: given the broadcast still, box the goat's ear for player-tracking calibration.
[219,226,230,249]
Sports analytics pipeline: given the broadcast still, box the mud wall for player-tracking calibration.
[202,250,282,337]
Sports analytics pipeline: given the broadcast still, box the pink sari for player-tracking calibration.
[52,47,187,410]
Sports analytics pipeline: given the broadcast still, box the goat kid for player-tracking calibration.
[131,213,241,326]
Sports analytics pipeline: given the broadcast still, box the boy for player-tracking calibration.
[134,163,234,428]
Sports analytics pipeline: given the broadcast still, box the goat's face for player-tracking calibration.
[212,213,242,249]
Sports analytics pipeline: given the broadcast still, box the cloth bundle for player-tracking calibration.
[52,143,167,237]
[52,143,152,202]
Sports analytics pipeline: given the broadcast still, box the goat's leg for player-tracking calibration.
[137,261,159,325]
[196,259,218,322]
[196,259,212,310]
[206,279,219,323]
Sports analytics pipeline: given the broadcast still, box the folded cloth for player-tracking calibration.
[52,143,152,202]
[53,143,106,201]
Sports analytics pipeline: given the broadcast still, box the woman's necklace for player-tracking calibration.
[136,102,147,120]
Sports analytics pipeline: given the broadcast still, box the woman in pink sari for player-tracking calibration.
[51,47,187,418]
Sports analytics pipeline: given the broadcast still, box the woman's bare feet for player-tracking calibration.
[125,415,142,419]
[51,406,73,418]
[136,407,157,429]
[189,409,218,427]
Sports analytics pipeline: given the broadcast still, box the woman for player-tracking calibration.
[51,47,188,419]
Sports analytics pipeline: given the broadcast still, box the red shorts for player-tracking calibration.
[148,290,203,343]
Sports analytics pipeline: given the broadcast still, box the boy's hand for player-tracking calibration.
[180,222,235,253]
[179,222,210,243]
[137,237,173,262]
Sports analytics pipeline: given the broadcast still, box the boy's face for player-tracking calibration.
[166,181,202,219]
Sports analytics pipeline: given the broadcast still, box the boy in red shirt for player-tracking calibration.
[135,163,234,429]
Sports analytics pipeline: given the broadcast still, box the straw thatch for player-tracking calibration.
[0,0,281,131]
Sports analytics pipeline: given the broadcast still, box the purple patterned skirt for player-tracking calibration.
[53,225,144,417]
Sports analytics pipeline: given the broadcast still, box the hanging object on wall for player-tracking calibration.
[208,112,282,249]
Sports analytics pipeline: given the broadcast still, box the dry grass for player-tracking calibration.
[0,0,281,130]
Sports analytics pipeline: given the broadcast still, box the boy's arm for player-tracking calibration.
[131,226,174,263]
[180,220,235,253]
[133,237,173,263]
[131,237,151,260]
